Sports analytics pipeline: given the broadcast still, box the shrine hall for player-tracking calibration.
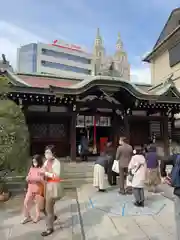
[1,69,180,161]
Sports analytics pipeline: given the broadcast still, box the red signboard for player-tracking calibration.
[52,39,84,52]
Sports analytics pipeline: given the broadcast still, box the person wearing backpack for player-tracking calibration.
[128,147,147,207]
[170,154,180,240]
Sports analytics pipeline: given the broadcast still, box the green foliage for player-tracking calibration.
[0,75,10,95]
[0,179,8,194]
[0,76,30,172]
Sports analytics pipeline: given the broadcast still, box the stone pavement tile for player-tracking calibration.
[110,216,147,239]
[133,215,173,239]
[1,197,81,240]
[153,214,176,235]
[80,205,119,239]
[89,189,169,217]
[87,236,148,240]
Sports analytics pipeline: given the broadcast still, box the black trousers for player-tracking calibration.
[80,153,88,161]
[107,162,117,185]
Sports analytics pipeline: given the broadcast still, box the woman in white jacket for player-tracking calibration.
[128,147,147,207]
[40,145,64,237]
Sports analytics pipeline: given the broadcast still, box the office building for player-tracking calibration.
[17,40,92,78]
[17,29,130,80]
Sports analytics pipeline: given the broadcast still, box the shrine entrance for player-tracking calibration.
[76,115,112,156]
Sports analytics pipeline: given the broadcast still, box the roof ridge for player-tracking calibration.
[16,72,85,81]
[6,70,31,86]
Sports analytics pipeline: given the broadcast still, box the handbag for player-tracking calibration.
[128,164,142,182]
[37,183,44,197]
[112,160,119,174]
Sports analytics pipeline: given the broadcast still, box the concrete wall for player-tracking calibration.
[151,50,180,87]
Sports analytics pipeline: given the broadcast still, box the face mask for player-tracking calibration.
[33,163,38,167]
[45,153,53,160]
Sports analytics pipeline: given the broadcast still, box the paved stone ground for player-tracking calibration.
[77,183,176,240]
[0,183,177,240]
[0,189,82,240]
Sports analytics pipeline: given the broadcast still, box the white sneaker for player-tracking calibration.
[21,217,32,224]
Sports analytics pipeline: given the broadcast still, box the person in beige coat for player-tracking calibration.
[116,137,133,194]
[40,145,64,237]
[128,147,147,207]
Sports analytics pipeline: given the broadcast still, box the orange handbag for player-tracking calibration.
[38,183,44,197]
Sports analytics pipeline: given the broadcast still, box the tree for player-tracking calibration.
[0,75,30,172]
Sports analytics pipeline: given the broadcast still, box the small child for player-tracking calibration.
[21,155,44,224]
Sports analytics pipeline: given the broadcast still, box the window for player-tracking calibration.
[41,48,91,65]
[169,42,180,67]
[41,60,91,74]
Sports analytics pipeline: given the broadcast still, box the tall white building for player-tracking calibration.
[17,40,92,78]
[17,29,130,80]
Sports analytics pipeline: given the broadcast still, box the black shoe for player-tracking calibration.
[112,183,116,185]
[139,201,144,207]
[119,190,125,195]
[54,215,57,221]
[99,189,106,192]
[134,201,141,207]
[41,228,54,237]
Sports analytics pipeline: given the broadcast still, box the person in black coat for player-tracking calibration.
[105,142,117,186]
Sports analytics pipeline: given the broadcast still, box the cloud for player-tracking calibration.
[0,21,46,69]
[131,64,151,84]
[0,20,152,84]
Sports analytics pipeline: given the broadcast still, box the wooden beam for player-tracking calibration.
[77,99,122,110]
[127,115,165,121]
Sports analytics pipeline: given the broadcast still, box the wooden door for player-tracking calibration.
[29,117,70,157]
[130,120,149,146]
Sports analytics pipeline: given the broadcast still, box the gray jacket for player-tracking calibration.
[95,156,108,169]
[116,143,133,168]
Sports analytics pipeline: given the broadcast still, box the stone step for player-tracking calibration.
[63,162,94,179]
[4,162,94,192]
[64,172,93,179]
[6,178,93,192]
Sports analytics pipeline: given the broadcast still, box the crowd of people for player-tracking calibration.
[21,137,180,238]
[93,136,180,239]
[93,137,162,206]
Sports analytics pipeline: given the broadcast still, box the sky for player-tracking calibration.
[0,0,180,83]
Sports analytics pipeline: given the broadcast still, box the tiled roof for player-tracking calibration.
[16,74,76,88]
[8,72,81,88]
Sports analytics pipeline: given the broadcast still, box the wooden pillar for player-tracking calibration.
[112,112,119,148]
[124,115,130,143]
[70,113,76,161]
[162,114,169,158]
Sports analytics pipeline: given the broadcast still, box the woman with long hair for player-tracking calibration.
[21,154,44,224]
